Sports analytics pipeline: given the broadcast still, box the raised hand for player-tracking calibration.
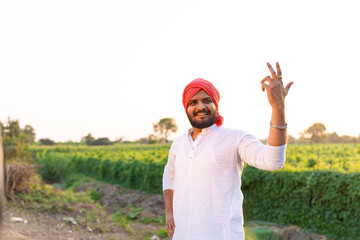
[261,62,293,110]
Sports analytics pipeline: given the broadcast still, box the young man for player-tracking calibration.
[162,62,293,239]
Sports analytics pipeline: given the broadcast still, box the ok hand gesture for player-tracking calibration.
[261,62,293,110]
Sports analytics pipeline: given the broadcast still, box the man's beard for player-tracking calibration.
[187,109,217,129]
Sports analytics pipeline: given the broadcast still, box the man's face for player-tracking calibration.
[187,90,218,129]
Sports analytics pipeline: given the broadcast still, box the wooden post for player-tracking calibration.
[0,124,5,222]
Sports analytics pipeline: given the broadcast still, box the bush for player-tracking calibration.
[242,167,360,239]
[64,173,93,191]
[6,162,36,199]
[38,152,72,182]
[39,138,55,146]
[34,145,169,194]
[89,138,112,146]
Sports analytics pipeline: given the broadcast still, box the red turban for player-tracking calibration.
[182,78,224,127]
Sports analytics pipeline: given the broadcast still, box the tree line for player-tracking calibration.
[1,118,359,153]
[287,122,360,144]
[0,117,178,151]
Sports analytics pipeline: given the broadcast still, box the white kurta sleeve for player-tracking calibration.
[238,133,287,171]
[162,144,176,190]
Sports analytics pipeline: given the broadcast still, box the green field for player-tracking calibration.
[32,143,360,192]
[33,143,360,175]
[32,143,360,239]
[284,144,360,172]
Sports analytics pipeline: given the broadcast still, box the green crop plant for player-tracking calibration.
[32,143,360,239]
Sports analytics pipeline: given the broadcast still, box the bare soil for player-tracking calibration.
[1,205,132,240]
[1,180,327,240]
[0,180,169,240]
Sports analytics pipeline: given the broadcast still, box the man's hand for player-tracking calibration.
[163,189,175,237]
[166,212,176,237]
[261,62,293,110]
[261,62,293,146]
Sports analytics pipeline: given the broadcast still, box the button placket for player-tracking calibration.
[188,142,196,177]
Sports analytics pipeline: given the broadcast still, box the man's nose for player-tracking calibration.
[196,102,206,110]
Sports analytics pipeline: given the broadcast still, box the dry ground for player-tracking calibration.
[0,180,327,240]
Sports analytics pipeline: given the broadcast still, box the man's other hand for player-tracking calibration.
[166,212,175,237]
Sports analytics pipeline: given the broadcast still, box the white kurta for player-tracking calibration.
[162,124,286,240]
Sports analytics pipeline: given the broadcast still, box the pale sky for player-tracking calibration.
[1,0,359,142]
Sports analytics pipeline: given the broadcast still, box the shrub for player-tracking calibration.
[242,166,360,239]
[39,138,56,146]
[38,152,72,182]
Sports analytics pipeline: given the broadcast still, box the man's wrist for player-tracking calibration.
[271,104,285,114]
[270,121,287,130]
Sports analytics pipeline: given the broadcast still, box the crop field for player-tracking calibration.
[31,143,360,189]
[284,144,360,172]
[32,143,360,176]
[32,143,360,239]
[32,144,170,193]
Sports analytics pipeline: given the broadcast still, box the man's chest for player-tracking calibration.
[174,139,238,180]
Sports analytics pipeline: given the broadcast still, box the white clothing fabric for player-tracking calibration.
[162,124,286,240]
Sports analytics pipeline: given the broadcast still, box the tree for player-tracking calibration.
[81,133,95,145]
[287,135,297,144]
[327,132,342,143]
[301,122,327,143]
[23,124,36,145]
[138,134,157,144]
[89,137,112,146]
[1,118,32,160]
[6,118,20,139]
[153,118,178,143]
[340,135,353,143]
[39,138,55,146]
[113,136,125,144]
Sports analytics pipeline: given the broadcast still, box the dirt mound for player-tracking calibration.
[75,182,165,216]
[282,226,327,240]
[6,163,38,200]
[246,221,327,240]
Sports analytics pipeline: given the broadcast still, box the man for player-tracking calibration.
[162,62,293,239]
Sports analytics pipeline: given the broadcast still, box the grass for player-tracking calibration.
[11,174,113,233]
[11,172,287,240]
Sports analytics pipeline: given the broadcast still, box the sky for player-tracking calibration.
[1,0,359,142]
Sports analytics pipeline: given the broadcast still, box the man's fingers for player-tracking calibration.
[261,76,273,86]
[261,76,272,92]
[276,62,282,77]
[267,62,277,80]
[166,226,173,236]
[284,82,294,96]
[166,220,175,236]
[261,76,273,84]
[276,62,283,85]
[261,83,269,92]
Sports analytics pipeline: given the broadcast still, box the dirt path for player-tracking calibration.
[1,206,133,240]
[0,179,170,240]
[1,206,327,240]
[0,180,327,240]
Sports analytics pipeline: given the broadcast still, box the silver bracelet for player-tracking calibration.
[270,121,287,130]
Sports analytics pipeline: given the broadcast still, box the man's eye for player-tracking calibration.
[204,99,212,103]
[189,101,197,105]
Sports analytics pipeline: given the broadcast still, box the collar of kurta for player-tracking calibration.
[187,124,218,136]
